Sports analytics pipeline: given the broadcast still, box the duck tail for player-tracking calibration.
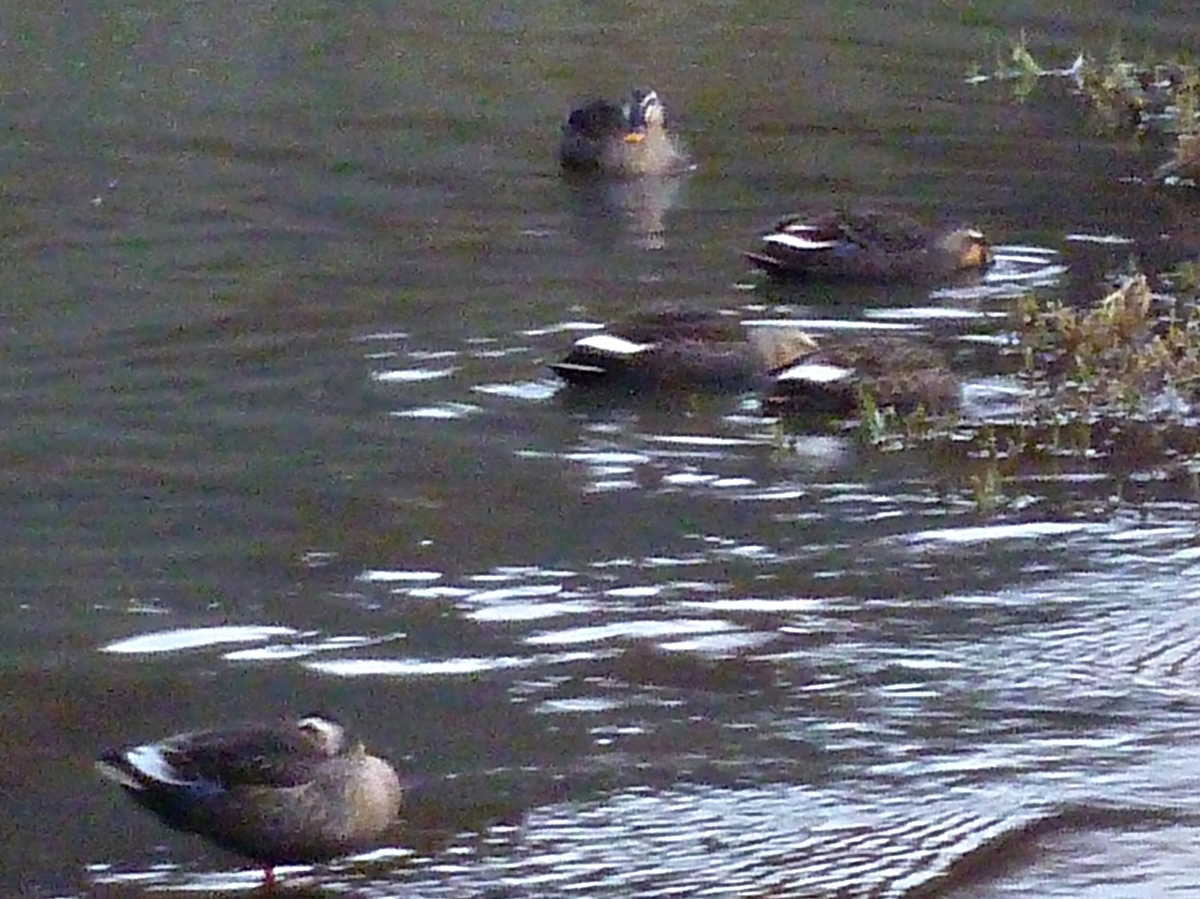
[96,752,145,791]
[95,745,189,791]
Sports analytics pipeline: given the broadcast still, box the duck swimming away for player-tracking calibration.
[96,714,402,887]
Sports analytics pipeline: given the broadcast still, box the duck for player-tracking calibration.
[550,306,817,393]
[764,336,960,418]
[550,306,960,417]
[744,209,990,282]
[96,713,402,887]
[558,89,689,177]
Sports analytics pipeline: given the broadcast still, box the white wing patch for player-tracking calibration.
[122,745,191,786]
[776,363,853,384]
[554,362,607,374]
[763,232,837,251]
[575,334,655,356]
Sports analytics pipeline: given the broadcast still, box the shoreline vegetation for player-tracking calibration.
[966,33,1200,182]
[821,271,1200,512]
[785,36,1200,508]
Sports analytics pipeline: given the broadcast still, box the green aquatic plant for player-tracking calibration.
[970,35,1200,179]
[772,262,1200,514]
[1006,31,1046,101]
[1164,257,1200,296]
[968,426,1005,515]
[966,33,1074,85]
[848,387,943,452]
[1014,273,1200,418]
[832,273,1200,508]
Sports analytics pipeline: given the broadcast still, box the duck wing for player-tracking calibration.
[161,724,338,788]
[770,211,932,253]
[613,306,744,344]
[100,724,334,794]
[820,210,932,252]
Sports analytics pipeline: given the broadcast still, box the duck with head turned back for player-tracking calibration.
[745,209,990,282]
[96,713,402,887]
[559,89,689,177]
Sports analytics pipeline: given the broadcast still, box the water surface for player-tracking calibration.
[5,1,1200,897]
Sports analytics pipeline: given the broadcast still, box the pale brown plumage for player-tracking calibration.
[96,714,402,886]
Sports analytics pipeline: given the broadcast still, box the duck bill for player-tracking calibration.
[623,131,647,144]
[963,244,990,269]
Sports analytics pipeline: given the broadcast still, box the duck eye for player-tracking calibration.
[296,715,343,748]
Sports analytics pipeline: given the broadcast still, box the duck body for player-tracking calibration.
[764,337,960,418]
[745,210,990,282]
[551,307,815,394]
[96,714,402,883]
[551,307,959,417]
[559,89,689,177]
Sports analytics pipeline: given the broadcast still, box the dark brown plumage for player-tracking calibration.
[764,337,961,417]
[550,307,815,393]
[551,307,960,418]
[745,210,990,282]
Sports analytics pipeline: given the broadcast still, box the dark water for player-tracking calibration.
[6,1,1200,896]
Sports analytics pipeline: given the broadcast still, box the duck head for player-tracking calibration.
[940,227,991,271]
[623,89,665,144]
[750,326,820,371]
[296,714,350,755]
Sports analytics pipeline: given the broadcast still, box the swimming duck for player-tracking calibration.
[550,306,817,393]
[551,308,960,417]
[559,89,689,177]
[744,210,990,282]
[764,336,960,418]
[96,713,402,886]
